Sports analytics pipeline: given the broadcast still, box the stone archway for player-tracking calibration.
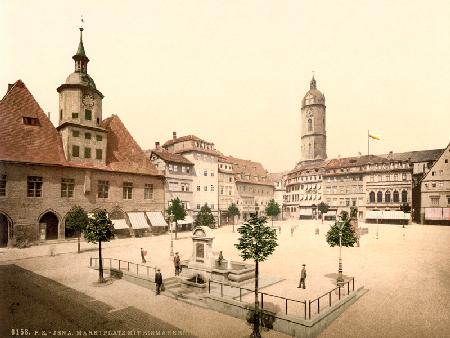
[0,213,10,247]
[39,212,59,240]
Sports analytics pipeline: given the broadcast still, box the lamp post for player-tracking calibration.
[337,218,345,287]
[169,211,174,257]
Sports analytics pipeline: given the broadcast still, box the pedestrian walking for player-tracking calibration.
[298,264,306,289]
[155,268,163,295]
[173,252,181,276]
[141,248,147,263]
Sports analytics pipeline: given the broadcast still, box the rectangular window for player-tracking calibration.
[84,147,91,158]
[0,175,6,196]
[98,180,109,198]
[386,175,390,181]
[211,171,214,177]
[204,186,208,191]
[211,185,215,192]
[197,185,200,191]
[402,173,407,181]
[72,130,80,137]
[61,178,75,198]
[204,170,207,176]
[96,134,102,141]
[96,149,102,160]
[123,182,133,199]
[22,117,39,126]
[85,109,92,120]
[168,164,173,171]
[430,197,439,206]
[144,184,153,199]
[173,165,178,171]
[27,176,43,197]
[72,112,79,119]
[85,133,91,140]
[181,166,187,173]
[394,174,398,181]
[72,145,80,157]
[197,204,201,210]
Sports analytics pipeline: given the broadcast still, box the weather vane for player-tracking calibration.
[81,15,84,29]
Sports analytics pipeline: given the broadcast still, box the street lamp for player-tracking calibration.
[169,211,174,257]
[336,217,345,287]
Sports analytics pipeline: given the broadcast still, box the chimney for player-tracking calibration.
[7,84,14,92]
[388,151,393,160]
[173,131,177,140]
[155,141,160,149]
[47,112,51,120]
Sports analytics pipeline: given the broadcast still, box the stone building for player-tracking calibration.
[0,29,165,247]
[268,171,287,220]
[420,144,450,225]
[146,142,195,229]
[162,133,222,222]
[218,156,236,224]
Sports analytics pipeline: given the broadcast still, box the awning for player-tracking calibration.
[112,219,129,230]
[178,215,194,225]
[146,211,168,227]
[425,208,443,220]
[366,210,410,220]
[299,208,312,216]
[443,208,450,220]
[127,212,150,229]
[366,210,383,219]
[324,211,337,216]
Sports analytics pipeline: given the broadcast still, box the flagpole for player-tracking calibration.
[367,130,369,156]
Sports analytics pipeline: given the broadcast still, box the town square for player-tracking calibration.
[1,1,450,337]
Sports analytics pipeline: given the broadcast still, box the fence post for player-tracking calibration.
[309,300,311,320]
[221,283,223,297]
[353,278,355,291]
[329,291,331,307]
[261,293,264,309]
[304,301,306,320]
[347,280,350,294]
[90,257,92,267]
[137,264,139,276]
[318,298,320,314]
[128,262,130,271]
[208,280,211,293]
[285,299,288,315]
[119,260,121,270]
[339,286,341,300]
[239,288,242,302]
[109,259,112,270]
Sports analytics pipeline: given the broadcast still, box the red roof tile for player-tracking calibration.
[145,148,193,165]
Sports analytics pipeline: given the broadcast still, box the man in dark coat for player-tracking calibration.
[298,264,306,289]
[173,252,181,276]
[155,268,163,295]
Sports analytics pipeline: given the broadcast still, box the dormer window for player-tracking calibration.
[23,117,39,126]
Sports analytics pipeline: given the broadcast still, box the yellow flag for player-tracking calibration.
[368,132,380,140]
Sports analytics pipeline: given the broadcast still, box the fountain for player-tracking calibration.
[180,226,255,287]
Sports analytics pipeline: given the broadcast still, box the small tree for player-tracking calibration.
[265,199,280,227]
[317,202,329,224]
[84,210,114,283]
[400,203,411,213]
[195,204,215,228]
[65,206,89,253]
[227,203,240,233]
[167,197,187,240]
[235,216,278,338]
[326,217,357,247]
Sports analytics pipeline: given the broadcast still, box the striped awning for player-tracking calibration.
[127,212,150,229]
[425,208,443,220]
[178,215,194,225]
[299,208,312,216]
[146,211,168,227]
[112,219,129,230]
[366,210,410,220]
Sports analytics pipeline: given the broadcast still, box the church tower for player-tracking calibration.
[300,76,327,162]
[56,27,107,164]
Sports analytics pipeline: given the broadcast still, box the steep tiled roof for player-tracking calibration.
[268,171,288,182]
[325,155,388,169]
[379,149,443,163]
[224,156,273,186]
[162,134,206,147]
[0,80,161,177]
[145,148,193,165]
[0,80,66,166]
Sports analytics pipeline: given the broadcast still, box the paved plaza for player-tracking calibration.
[1,220,449,337]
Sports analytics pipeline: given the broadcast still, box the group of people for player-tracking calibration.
[152,252,182,296]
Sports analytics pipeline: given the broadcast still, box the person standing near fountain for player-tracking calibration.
[155,268,163,295]
[298,264,306,289]
[173,252,181,276]
[141,248,147,263]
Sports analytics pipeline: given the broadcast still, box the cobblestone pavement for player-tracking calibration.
[1,220,449,337]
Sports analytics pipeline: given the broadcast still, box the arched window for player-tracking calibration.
[377,191,383,203]
[401,190,408,203]
[393,190,399,202]
[308,119,313,132]
[369,191,375,203]
[385,191,391,203]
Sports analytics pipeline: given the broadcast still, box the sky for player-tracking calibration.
[1,0,449,172]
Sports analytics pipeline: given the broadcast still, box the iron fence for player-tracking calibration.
[90,257,157,282]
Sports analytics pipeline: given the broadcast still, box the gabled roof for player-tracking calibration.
[325,155,388,169]
[0,80,161,177]
[162,134,206,147]
[223,155,273,186]
[0,80,66,166]
[421,143,450,182]
[145,148,193,165]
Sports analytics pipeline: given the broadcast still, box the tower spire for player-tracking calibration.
[72,24,89,73]
[310,72,317,90]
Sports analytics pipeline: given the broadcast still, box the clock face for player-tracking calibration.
[82,94,94,107]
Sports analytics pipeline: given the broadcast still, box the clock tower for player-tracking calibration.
[300,76,327,162]
[57,27,107,164]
